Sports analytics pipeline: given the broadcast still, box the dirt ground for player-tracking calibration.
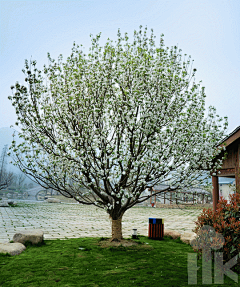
[97,238,153,248]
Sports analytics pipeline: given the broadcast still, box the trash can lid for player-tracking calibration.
[149,218,164,224]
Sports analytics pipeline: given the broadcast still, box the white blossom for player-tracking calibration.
[8,26,227,239]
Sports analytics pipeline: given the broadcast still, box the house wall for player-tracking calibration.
[219,183,235,202]
[220,142,238,169]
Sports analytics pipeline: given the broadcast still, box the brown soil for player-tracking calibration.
[97,238,152,249]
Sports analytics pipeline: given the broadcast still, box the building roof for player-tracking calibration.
[218,126,240,147]
[151,185,208,194]
[182,187,209,194]
[152,184,170,191]
[218,178,235,184]
[206,177,235,184]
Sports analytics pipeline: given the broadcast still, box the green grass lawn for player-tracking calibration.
[0,236,239,287]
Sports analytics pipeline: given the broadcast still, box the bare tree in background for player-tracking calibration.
[15,173,26,191]
[0,145,14,190]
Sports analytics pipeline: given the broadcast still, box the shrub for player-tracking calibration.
[193,193,240,273]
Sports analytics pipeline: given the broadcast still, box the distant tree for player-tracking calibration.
[0,145,14,190]
[8,26,227,241]
[14,173,26,191]
[28,182,34,189]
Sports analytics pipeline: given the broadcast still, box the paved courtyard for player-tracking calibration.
[0,201,202,243]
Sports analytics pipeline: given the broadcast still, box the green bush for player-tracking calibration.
[193,193,240,273]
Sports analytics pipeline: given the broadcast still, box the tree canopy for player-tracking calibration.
[8,26,227,240]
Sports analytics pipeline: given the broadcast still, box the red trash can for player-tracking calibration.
[148,218,164,240]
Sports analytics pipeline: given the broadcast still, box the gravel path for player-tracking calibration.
[0,201,202,243]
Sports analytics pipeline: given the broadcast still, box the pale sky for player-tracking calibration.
[0,0,240,134]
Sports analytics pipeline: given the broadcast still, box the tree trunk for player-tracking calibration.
[111,217,123,241]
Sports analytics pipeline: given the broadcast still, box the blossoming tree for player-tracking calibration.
[8,27,227,241]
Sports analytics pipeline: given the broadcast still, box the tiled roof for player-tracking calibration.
[218,126,240,146]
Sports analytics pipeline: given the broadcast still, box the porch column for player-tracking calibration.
[212,176,219,212]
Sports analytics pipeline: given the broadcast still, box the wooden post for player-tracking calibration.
[212,176,219,212]
[193,192,195,204]
[164,192,166,204]
[150,188,152,204]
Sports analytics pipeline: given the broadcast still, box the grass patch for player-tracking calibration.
[0,236,238,286]
[23,240,47,247]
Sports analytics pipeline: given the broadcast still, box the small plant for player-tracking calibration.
[193,193,240,273]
